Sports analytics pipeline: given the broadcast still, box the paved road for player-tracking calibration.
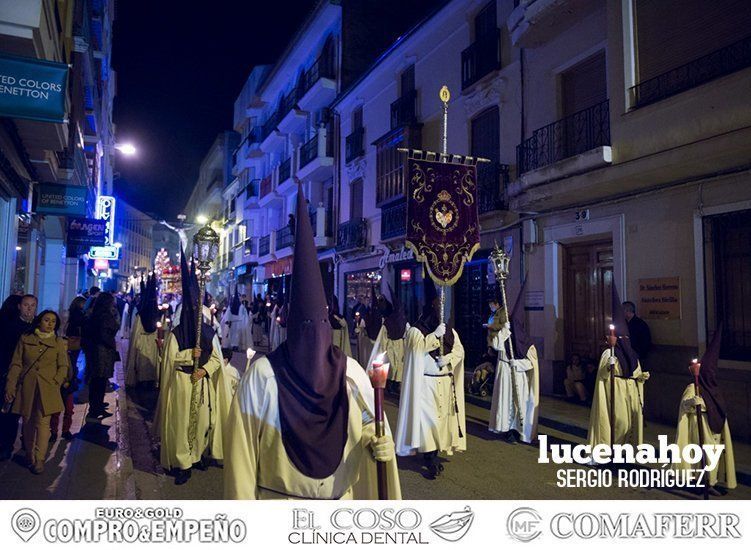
[2,345,748,500]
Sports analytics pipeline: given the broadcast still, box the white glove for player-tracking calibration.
[503,322,511,331]
[637,371,651,382]
[690,395,705,408]
[436,356,450,369]
[370,434,394,462]
[432,323,446,339]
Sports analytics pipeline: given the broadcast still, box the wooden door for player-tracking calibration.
[455,259,494,369]
[564,241,613,362]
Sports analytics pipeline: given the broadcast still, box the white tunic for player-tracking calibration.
[158,330,232,471]
[223,356,401,500]
[356,320,376,369]
[673,383,736,489]
[488,325,539,443]
[125,316,160,386]
[331,315,353,358]
[221,307,249,349]
[395,328,466,456]
[586,350,646,448]
[368,325,408,383]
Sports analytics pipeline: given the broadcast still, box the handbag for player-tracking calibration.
[2,344,50,413]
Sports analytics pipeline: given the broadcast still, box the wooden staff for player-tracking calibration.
[367,353,390,500]
[690,359,710,500]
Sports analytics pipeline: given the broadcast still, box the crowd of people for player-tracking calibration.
[0,185,735,498]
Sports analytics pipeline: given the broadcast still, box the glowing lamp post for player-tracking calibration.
[366,352,390,500]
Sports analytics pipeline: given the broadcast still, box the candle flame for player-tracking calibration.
[156,321,162,328]
[692,358,698,363]
[246,348,256,360]
[372,352,387,367]
[609,324,615,330]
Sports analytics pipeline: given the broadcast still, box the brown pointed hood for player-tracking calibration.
[266,184,348,479]
[383,283,407,340]
[363,283,382,340]
[698,325,726,433]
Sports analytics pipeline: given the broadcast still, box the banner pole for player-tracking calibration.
[438,86,450,347]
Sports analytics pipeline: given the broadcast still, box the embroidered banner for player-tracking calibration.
[405,157,480,286]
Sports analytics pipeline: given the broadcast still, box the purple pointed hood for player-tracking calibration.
[698,325,726,433]
[266,184,349,479]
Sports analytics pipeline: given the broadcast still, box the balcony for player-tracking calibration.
[507,0,596,48]
[260,110,285,152]
[310,206,335,248]
[278,89,307,134]
[336,218,368,252]
[258,234,272,258]
[244,178,260,205]
[242,237,258,263]
[380,199,407,241]
[517,99,610,175]
[297,54,337,112]
[461,28,502,90]
[258,175,281,207]
[630,35,751,109]
[478,162,510,214]
[390,89,418,130]
[275,225,295,257]
[345,127,365,163]
[296,129,334,181]
[279,156,292,184]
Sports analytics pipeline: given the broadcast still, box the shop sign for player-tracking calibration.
[66,217,106,247]
[400,268,412,282]
[525,290,544,311]
[33,183,87,216]
[379,246,414,269]
[638,277,681,320]
[0,53,69,123]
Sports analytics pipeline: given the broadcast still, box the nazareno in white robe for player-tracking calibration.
[222,355,401,500]
[221,306,249,349]
[395,327,466,456]
[125,315,160,386]
[157,307,233,472]
[331,315,353,358]
[356,319,376,369]
[488,325,539,443]
[586,349,646,448]
[268,307,287,352]
[368,324,408,383]
[672,383,737,489]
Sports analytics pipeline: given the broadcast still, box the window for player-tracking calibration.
[350,178,363,220]
[352,106,363,131]
[474,1,497,39]
[560,51,607,117]
[400,65,415,96]
[704,209,751,361]
[374,125,421,204]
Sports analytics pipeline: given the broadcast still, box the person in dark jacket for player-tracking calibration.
[84,293,119,420]
[623,301,652,367]
[50,296,86,441]
[0,294,37,460]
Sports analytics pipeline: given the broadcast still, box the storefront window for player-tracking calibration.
[344,269,382,326]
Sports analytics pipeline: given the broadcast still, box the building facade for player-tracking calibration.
[112,199,154,291]
[0,0,116,311]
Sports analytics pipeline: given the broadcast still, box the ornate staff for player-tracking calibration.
[690,358,710,500]
[608,324,616,451]
[188,222,220,453]
[367,352,390,500]
[489,243,522,427]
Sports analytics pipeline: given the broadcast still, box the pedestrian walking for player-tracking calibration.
[4,310,69,474]
[84,293,120,420]
[50,297,86,441]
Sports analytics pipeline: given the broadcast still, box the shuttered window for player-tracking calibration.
[635,0,751,82]
[561,51,607,117]
[350,178,363,220]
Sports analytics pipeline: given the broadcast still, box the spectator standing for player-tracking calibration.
[50,297,86,441]
[623,301,652,366]
[84,293,119,420]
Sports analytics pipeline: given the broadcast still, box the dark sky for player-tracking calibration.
[111,0,316,220]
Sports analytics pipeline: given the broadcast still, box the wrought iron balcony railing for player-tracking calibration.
[245,178,260,200]
[345,127,365,163]
[461,27,502,90]
[300,54,336,97]
[478,162,510,214]
[259,175,273,198]
[258,234,271,257]
[630,34,751,109]
[243,237,257,256]
[275,225,295,250]
[380,199,408,241]
[516,99,610,174]
[336,218,368,252]
[390,89,417,130]
[299,134,319,169]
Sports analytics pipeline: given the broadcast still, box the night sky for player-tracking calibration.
[111,0,316,220]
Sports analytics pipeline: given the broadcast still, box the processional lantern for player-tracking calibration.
[489,244,511,282]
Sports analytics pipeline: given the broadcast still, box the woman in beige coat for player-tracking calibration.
[4,310,69,474]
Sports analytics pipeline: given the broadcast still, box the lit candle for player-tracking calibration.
[366,352,390,500]
[609,324,616,337]
[689,358,701,379]
[245,347,256,370]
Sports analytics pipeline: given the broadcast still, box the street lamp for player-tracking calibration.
[114,143,137,156]
[188,219,220,453]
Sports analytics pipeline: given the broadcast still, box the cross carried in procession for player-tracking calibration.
[399,86,490,330]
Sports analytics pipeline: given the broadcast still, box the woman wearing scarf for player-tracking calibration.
[395,277,466,479]
[125,274,160,387]
[672,326,736,493]
[224,186,400,499]
[586,284,650,450]
[158,251,232,485]
[4,310,69,474]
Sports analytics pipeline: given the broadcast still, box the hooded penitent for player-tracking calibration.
[230,286,241,316]
[414,275,454,355]
[266,184,349,479]
[383,283,407,340]
[173,248,215,368]
[508,278,532,360]
[611,283,639,377]
[697,325,726,433]
[328,294,344,329]
[139,273,160,334]
[364,284,382,340]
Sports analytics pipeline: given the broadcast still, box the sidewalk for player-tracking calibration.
[466,392,751,487]
[0,351,133,499]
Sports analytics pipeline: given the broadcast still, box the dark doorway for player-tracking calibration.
[454,258,495,370]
